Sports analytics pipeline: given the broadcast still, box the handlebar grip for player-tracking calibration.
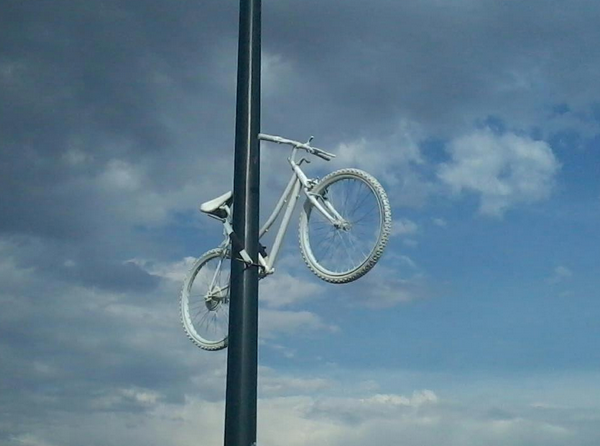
[314,150,334,161]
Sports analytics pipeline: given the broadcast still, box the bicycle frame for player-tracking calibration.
[215,134,343,276]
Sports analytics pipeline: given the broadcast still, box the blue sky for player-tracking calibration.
[1,1,600,445]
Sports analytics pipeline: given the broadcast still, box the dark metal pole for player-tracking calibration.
[224,0,261,445]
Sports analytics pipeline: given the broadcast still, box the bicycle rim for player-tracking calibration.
[183,250,230,349]
[305,173,384,277]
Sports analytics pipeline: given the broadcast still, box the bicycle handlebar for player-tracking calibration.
[258,133,336,161]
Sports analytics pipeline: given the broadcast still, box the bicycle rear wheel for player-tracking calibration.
[299,168,391,283]
[180,248,230,351]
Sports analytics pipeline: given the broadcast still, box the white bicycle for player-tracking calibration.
[181,133,392,350]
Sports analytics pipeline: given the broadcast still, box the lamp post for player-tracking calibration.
[224,0,261,445]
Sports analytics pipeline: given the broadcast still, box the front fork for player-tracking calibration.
[306,190,347,229]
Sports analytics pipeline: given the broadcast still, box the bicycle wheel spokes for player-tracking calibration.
[308,176,382,274]
[185,251,230,349]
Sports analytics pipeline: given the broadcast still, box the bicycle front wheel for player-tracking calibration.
[180,248,230,351]
[299,168,391,283]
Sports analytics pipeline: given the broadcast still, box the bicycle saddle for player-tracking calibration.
[200,191,232,214]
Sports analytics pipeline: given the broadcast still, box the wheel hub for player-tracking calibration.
[334,220,352,231]
[205,297,220,311]
[205,286,226,311]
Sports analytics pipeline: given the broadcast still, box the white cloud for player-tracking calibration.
[335,120,423,179]
[332,121,434,208]
[345,253,425,308]
[264,342,297,358]
[7,361,600,446]
[127,256,196,283]
[8,391,576,446]
[100,159,143,191]
[262,52,296,98]
[62,148,90,166]
[259,367,334,397]
[432,217,447,227]
[391,218,419,237]
[260,272,325,308]
[362,390,438,408]
[548,265,573,285]
[87,144,235,229]
[8,434,58,446]
[259,309,339,338]
[438,130,560,216]
[89,387,160,411]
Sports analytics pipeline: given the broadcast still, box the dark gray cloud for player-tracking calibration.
[3,0,600,243]
[261,0,600,139]
[1,1,238,239]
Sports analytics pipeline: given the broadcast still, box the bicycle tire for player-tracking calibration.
[180,248,230,351]
[298,168,391,283]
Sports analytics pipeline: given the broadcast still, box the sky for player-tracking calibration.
[1,1,600,445]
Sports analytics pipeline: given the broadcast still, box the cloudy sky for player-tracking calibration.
[2,1,600,445]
